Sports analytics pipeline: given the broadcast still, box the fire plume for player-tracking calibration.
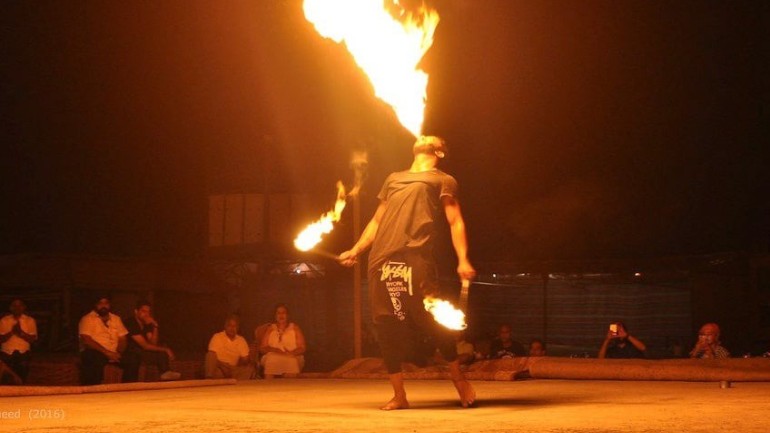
[303,0,440,137]
[294,181,347,251]
[424,296,467,331]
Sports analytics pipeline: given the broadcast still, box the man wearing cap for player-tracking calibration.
[78,295,128,385]
[339,135,477,410]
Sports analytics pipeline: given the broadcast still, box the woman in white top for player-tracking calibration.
[260,304,306,378]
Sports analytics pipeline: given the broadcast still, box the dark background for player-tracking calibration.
[1,0,767,263]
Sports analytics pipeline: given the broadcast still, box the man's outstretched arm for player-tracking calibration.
[338,201,387,267]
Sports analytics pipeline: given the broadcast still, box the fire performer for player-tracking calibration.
[339,135,477,410]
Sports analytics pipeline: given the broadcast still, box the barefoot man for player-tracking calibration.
[339,135,477,410]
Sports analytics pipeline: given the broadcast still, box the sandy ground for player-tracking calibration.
[2,379,768,433]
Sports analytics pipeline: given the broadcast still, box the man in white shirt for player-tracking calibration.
[78,295,128,385]
[205,315,254,380]
[0,298,37,383]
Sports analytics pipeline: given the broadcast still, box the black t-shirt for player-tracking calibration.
[605,340,645,359]
[489,339,527,359]
[367,169,458,319]
[125,318,155,353]
[368,169,458,272]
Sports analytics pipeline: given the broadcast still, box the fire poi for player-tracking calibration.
[296,0,467,330]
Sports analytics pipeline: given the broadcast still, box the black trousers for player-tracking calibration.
[0,350,31,382]
[80,348,113,385]
[121,350,170,382]
[376,314,457,374]
[371,251,457,374]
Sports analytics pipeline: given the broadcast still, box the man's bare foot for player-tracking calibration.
[453,379,476,408]
[381,396,410,411]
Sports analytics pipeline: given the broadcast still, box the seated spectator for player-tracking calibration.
[122,300,181,382]
[598,321,646,359]
[456,331,475,365]
[489,324,526,359]
[0,298,37,383]
[260,304,306,378]
[528,339,546,357]
[78,295,128,385]
[689,322,730,359]
[206,315,254,380]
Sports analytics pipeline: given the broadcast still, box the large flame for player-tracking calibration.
[294,181,347,251]
[303,0,440,137]
[424,296,467,331]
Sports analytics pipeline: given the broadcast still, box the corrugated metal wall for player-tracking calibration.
[465,276,691,356]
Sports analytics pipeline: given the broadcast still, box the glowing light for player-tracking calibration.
[424,296,466,330]
[303,0,440,137]
[294,182,347,251]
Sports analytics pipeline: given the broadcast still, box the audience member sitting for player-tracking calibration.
[528,339,546,357]
[78,295,128,385]
[488,324,526,359]
[0,298,37,383]
[260,303,306,378]
[455,331,475,365]
[205,315,254,380]
[689,322,730,359]
[598,321,646,359]
[122,300,181,382]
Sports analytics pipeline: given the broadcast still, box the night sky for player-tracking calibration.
[1,1,767,263]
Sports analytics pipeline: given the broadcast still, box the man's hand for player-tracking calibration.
[695,337,710,351]
[457,260,476,281]
[165,348,176,361]
[338,250,358,267]
[218,361,233,377]
[691,337,713,357]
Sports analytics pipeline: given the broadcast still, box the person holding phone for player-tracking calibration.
[598,321,647,359]
[689,322,730,359]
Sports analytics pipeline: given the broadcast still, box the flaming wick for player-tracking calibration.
[293,181,347,252]
[423,279,471,331]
